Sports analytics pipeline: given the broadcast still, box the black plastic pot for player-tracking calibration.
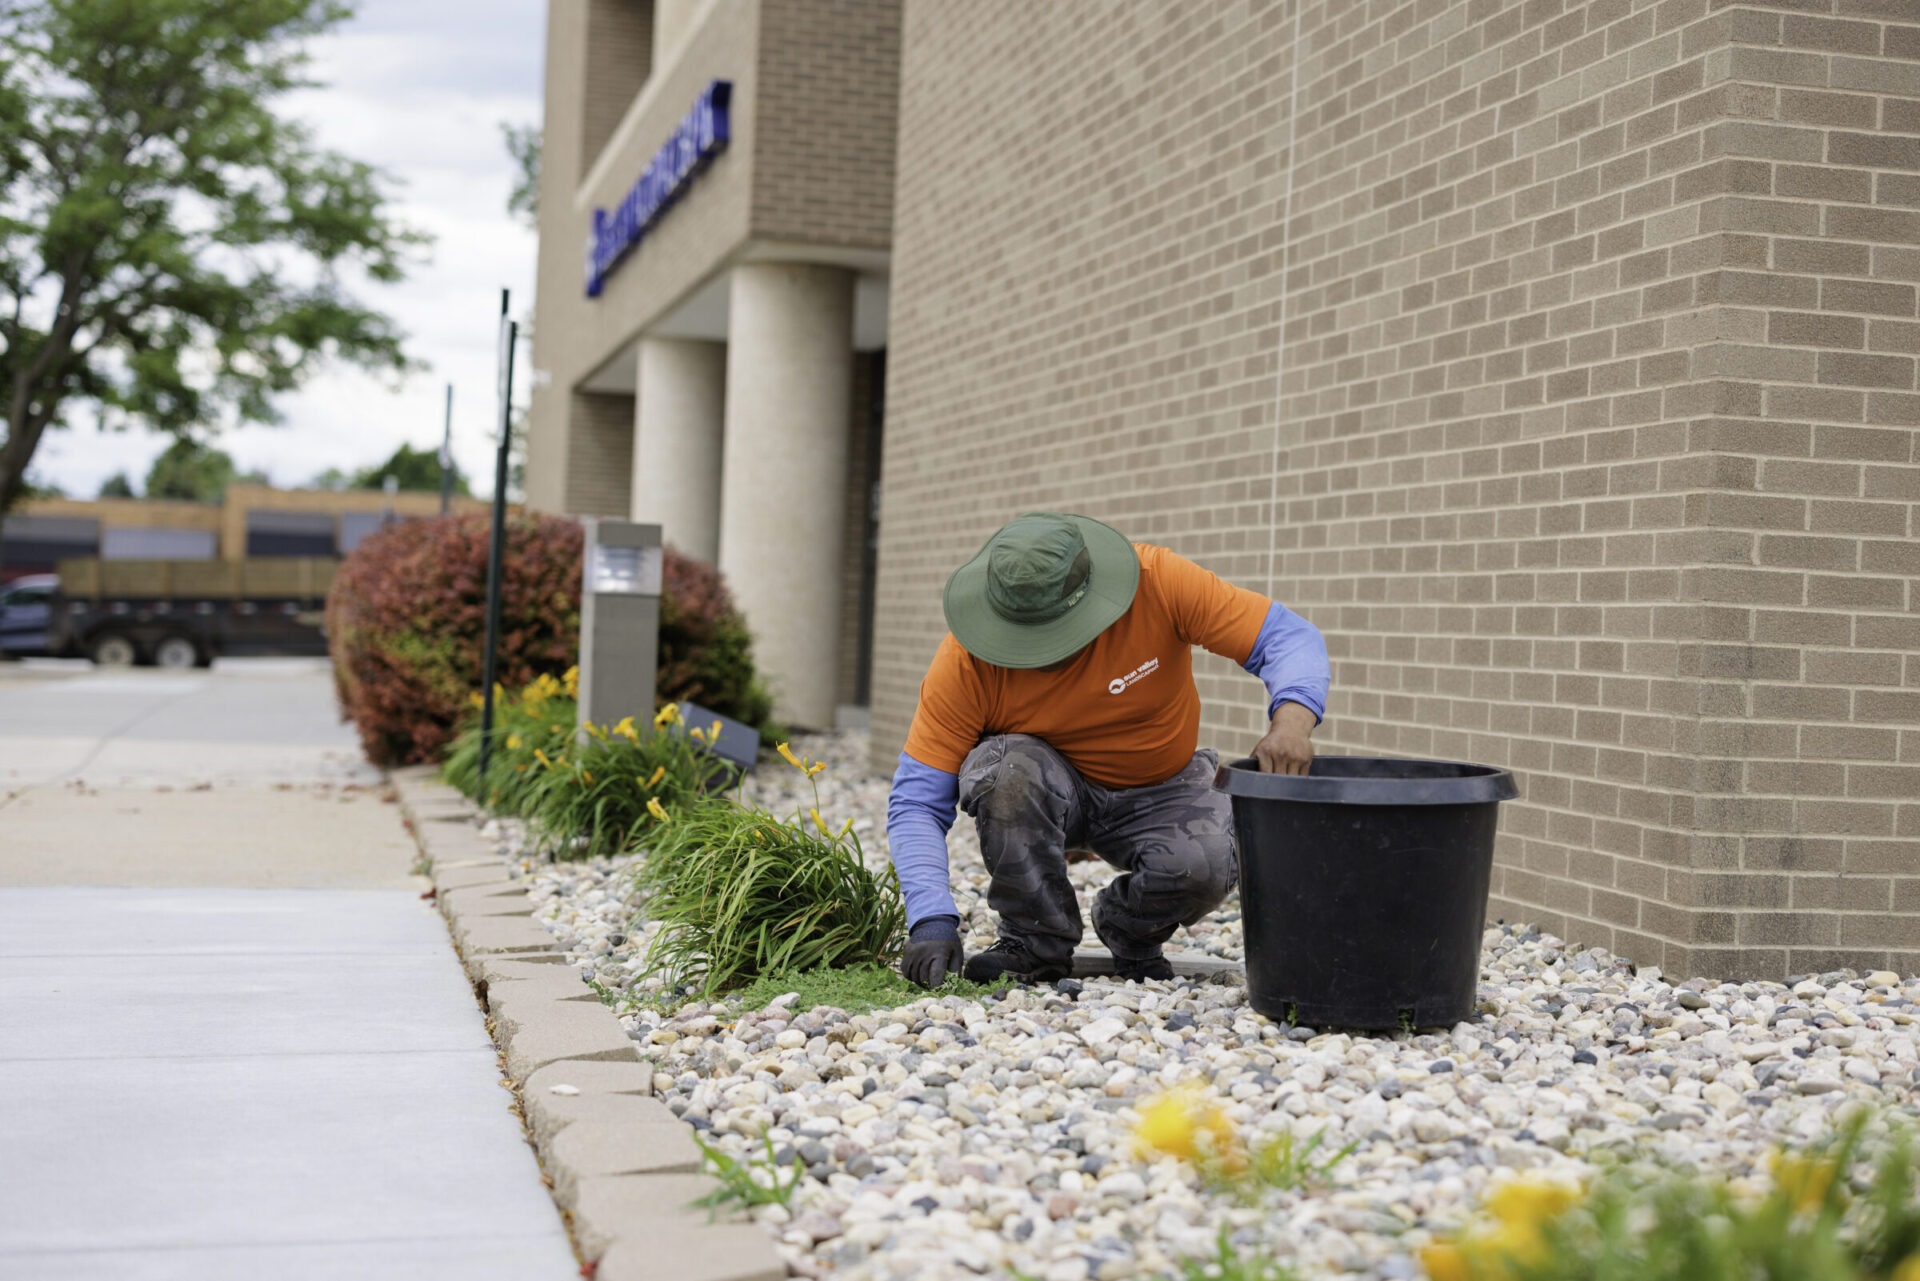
[1213,755,1518,1031]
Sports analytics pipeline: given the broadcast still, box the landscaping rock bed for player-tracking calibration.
[493,731,1920,1280]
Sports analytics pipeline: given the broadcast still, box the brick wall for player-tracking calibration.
[753,0,901,249]
[880,0,1920,980]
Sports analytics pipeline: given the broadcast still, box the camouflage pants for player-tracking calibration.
[957,734,1237,967]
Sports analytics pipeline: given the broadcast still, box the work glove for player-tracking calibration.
[900,915,965,989]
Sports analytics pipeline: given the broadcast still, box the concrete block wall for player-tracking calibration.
[878,0,1920,980]
[581,0,654,172]
[566,390,638,517]
[527,0,761,513]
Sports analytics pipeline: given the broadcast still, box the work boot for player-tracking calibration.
[1094,917,1175,982]
[963,939,1071,985]
[1111,953,1175,982]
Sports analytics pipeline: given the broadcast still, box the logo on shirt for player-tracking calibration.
[1107,656,1160,695]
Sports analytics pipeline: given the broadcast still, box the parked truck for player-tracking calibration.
[41,557,337,667]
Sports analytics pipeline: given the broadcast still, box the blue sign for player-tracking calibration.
[585,80,733,298]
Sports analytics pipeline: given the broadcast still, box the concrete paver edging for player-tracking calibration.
[392,770,787,1280]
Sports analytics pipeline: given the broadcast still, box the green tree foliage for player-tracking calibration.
[308,443,466,495]
[502,122,539,226]
[143,437,265,502]
[353,442,465,495]
[0,0,426,525]
[96,471,133,497]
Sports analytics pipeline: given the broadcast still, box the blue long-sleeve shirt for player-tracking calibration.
[885,601,1329,926]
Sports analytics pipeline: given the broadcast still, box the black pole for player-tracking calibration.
[478,290,515,788]
[438,382,455,517]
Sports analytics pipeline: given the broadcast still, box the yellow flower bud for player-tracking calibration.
[534,749,553,769]
[646,766,666,788]
[647,797,670,822]
[580,769,593,784]
[810,807,830,836]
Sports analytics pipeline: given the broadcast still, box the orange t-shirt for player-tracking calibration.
[903,544,1270,789]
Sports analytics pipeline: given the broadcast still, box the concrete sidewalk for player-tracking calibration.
[0,661,576,1280]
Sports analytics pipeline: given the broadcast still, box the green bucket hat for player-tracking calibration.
[943,512,1141,668]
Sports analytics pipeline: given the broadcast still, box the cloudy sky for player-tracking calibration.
[29,0,547,500]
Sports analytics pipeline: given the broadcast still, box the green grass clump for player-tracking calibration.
[728,963,998,1015]
[1176,1231,1301,1281]
[519,705,739,860]
[441,672,577,817]
[632,742,905,999]
[1422,1110,1920,1281]
[444,687,739,859]
[635,794,905,998]
[688,1131,802,1218]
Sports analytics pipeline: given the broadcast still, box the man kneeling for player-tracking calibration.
[888,512,1331,988]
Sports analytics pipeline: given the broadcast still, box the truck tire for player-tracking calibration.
[89,631,139,667]
[152,634,200,669]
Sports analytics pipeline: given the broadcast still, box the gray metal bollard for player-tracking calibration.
[577,519,661,733]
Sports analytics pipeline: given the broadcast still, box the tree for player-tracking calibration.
[96,471,133,497]
[502,122,539,227]
[143,437,264,503]
[352,442,466,495]
[0,0,425,539]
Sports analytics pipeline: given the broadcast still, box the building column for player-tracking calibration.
[631,337,725,564]
[719,263,855,730]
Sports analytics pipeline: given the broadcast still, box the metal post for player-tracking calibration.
[438,382,455,516]
[478,290,516,787]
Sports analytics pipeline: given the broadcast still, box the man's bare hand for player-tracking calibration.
[1253,701,1317,775]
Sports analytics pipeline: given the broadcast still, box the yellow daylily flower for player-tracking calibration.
[776,742,804,770]
[1417,1242,1469,1281]
[647,797,670,822]
[468,691,484,709]
[709,720,723,740]
[562,665,579,697]
[689,727,708,743]
[654,702,680,729]
[1130,1083,1237,1164]
[612,716,638,741]
[1484,1178,1580,1228]
[505,734,522,750]
[586,722,607,740]
[808,761,827,777]
[1769,1150,1838,1215]
[646,766,666,788]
